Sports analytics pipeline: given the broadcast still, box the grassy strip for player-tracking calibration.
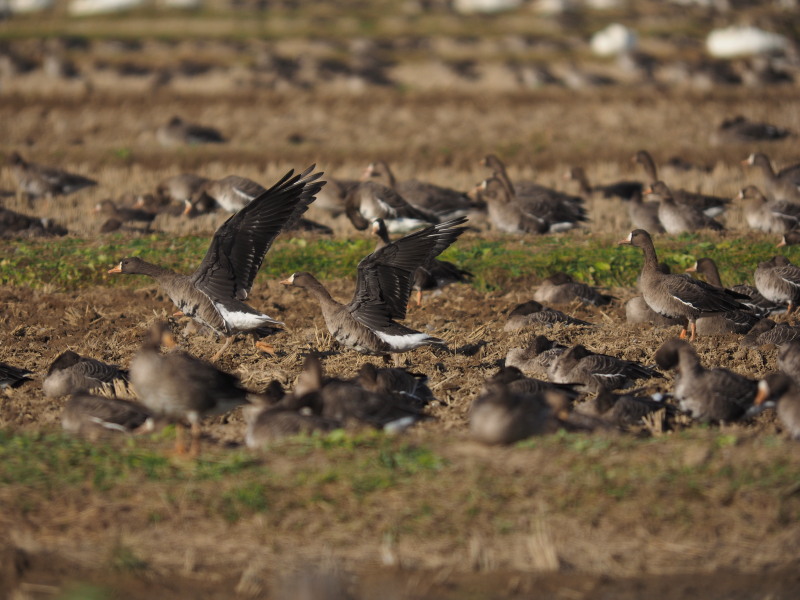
[1,232,796,292]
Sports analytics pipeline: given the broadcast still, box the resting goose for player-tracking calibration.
[743,153,800,202]
[654,338,756,423]
[633,150,730,217]
[130,322,249,456]
[713,115,791,144]
[43,351,128,398]
[0,362,32,388]
[61,392,150,438]
[156,115,226,146]
[754,374,800,440]
[354,362,434,408]
[754,255,800,314]
[364,160,481,220]
[485,365,581,401]
[777,232,800,248]
[647,181,724,233]
[533,272,614,306]
[584,388,675,430]
[686,257,782,316]
[564,166,642,201]
[281,217,468,360]
[109,165,325,360]
[94,199,156,227]
[740,319,800,349]
[504,335,568,379]
[6,151,97,198]
[372,218,472,306]
[547,344,661,394]
[345,180,438,233]
[737,185,800,234]
[504,300,592,331]
[0,207,67,237]
[618,229,748,341]
[682,259,760,334]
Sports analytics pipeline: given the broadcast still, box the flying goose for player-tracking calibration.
[109,165,325,360]
[618,229,748,341]
[6,151,97,198]
[654,338,757,423]
[281,217,468,360]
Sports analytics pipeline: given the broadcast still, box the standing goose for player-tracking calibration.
[754,374,800,440]
[627,190,664,233]
[633,150,730,217]
[6,151,97,198]
[736,185,800,234]
[364,160,481,219]
[372,218,473,306]
[686,257,783,316]
[754,255,800,314]
[647,181,724,233]
[618,229,748,341]
[654,338,757,423]
[344,179,438,233]
[155,173,210,206]
[109,165,325,360]
[481,154,559,200]
[743,153,800,202]
[682,259,760,334]
[130,322,249,456]
[281,217,468,360]
[564,166,642,201]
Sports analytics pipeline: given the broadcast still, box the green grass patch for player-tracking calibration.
[2,232,796,292]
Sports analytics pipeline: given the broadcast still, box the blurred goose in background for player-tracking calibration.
[155,173,210,207]
[504,300,592,331]
[634,150,730,217]
[481,154,541,198]
[244,402,340,448]
[740,319,800,349]
[156,115,226,146]
[627,190,664,233]
[61,392,150,438]
[94,198,156,227]
[364,160,482,219]
[43,350,128,398]
[736,185,800,234]
[647,181,724,233]
[564,166,642,202]
[743,153,800,202]
[754,255,800,314]
[654,338,757,423]
[504,335,568,379]
[754,374,800,440]
[619,229,748,341]
[372,217,472,306]
[0,362,33,389]
[131,322,249,456]
[533,272,614,306]
[310,175,358,217]
[778,232,800,247]
[686,257,783,316]
[485,365,581,401]
[109,166,325,360]
[582,388,675,430]
[0,206,67,237]
[282,218,467,361]
[6,151,97,198]
[344,179,437,233]
[547,343,661,394]
[712,115,791,144]
[354,362,434,408]
[778,340,800,386]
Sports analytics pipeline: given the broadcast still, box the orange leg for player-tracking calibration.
[788,303,795,315]
[174,422,187,455]
[416,289,423,307]
[689,321,697,342]
[679,328,688,339]
[211,336,233,362]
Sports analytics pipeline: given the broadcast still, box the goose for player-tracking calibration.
[485,365,580,401]
[564,166,642,201]
[582,388,675,430]
[155,173,210,206]
[61,392,151,438]
[778,340,800,386]
[481,154,541,198]
[686,257,783,316]
[0,362,32,388]
[353,362,434,408]
[0,206,67,237]
[743,153,800,202]
[312,176,359,217]
[547,344,661,394]
[754,255,800,314]
[156,115,226,146]
[713,116,791,144]
[363,160,481,220]
[94,198,156,227]
[618,229,748,340]
[344,180,438,233]
[755,374,800,440]
[736,185,800,234]
[633,150,730,217]
[244,403,340,448]
[504,335,568,379]
[43,350,128,398]
[281,217,468,360]
[778,232,800,247]
[533,272,614,306]
[654,338,756,423]
[627,190,664,233]
[109,165,325,360]
[6,151,97,198]
[130,322,250,456]
[371,218,472,306]
[740,319,800,349]
[647,181,724,233]
[504,300,592,331]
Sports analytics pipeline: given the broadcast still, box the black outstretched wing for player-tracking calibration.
[192,166,325,300]
[347,217,468,323]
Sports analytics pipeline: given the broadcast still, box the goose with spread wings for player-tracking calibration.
[108,166,325,359]
[281,217,468,358]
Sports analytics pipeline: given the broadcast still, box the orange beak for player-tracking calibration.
[108,264,122,274]
[777,237,787,248]
[279,279,292,285]
[685,264,697,273]
[643,186,653,195]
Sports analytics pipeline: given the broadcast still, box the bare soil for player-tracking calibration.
[2,31,800,599]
